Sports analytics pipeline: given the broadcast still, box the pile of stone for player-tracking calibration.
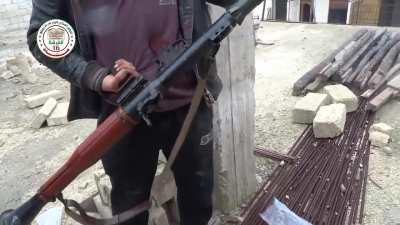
[293,84,358,139]
[0,53,39,83]
[27,90,68,129]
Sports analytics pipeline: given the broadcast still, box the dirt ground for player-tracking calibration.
[0,22,399,225]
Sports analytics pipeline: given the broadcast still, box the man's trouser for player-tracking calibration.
[98,101,214,225]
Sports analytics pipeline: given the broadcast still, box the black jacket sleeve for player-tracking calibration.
[27,0,109,92]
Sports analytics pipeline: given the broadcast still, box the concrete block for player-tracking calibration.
[369,131,390,147]
[293,93,331,124]
[323,84,359,112]
[313,104,347,139]
[370,123,394,135]
[47,102,69,126]
[30,98,58,129]
[24,90,63,108]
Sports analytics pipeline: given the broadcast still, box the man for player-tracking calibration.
[27,0,233,225]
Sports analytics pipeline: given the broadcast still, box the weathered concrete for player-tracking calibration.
[47,102,69,126]
[292,93,330,124]
[30,98,58,129]
[313,103,347,138]
[369,131,390,147]
[323,84,359,112]
[24,90,63,109]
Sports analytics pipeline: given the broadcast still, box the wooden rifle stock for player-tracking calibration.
[38,108,138,202]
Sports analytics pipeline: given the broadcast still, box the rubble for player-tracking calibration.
[369,131,391,147]
[24,90,64,109]
[370,123,394,135]
[149,206,169,225]
[1,71,17,80]
[30,98,58,129]
[292,93,330,124]
[47,102,69,126]
[323,84,359,112]
[313,103,347,138]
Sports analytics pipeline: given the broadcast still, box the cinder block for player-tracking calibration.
[293,93,331,124]
[30,98,58,129]
[369,131,390,147]
[323,84,359,112]
[47,102,69,126]
[313,104,347,139]
[24,90,63,108]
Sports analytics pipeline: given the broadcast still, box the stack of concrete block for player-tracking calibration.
[24,90,63,108]
[323,84,359,112]
[313,104,347,139]
[26,90,69,129]
[293,93,331,124]
[369,123,393,147]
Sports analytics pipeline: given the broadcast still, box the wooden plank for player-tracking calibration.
[227,10,257,206]
[210,6,256,213]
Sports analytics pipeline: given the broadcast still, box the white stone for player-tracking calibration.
[370,123,394,135]
[30,98,58,129]
[1,70,17,79]
[323,84,359,112]
[24,90,63,108]
[47,102,69,126]
[313,103,347,138]
[293,93,330,124]
[369,131,390,147]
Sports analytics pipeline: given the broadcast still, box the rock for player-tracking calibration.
[1,71,18,80]
[323,84,359,112]
[383,147,393,156]
[93,195,113,218]
[47,103,69,126]
[30,98,58,129]
[24,90,64,109]
[370,123,394,135]
[313,104,347,138]
[369,131,390,147]
[149,206,169,225]
[292,93,330,124]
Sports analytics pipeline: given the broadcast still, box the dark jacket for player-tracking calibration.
[27,0,233,121]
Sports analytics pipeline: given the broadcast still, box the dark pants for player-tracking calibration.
[99,101,214,225]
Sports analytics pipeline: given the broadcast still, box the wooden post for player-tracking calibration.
[209,6,257,214]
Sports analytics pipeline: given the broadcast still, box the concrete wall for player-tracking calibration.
[0,0,32,32]
[287,0,300,22]
[315,0,330,23]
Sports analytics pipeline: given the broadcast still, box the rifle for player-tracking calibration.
[0,1,263,225]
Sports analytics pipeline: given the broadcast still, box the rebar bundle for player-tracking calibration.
[241,100,375,225]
